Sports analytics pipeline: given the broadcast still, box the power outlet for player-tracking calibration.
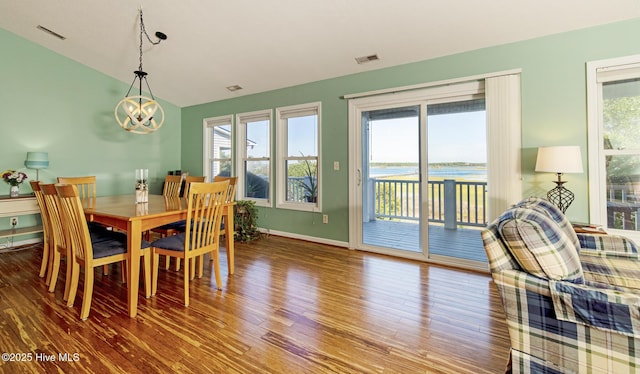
[322,214,328,224]
[10,217,18,227]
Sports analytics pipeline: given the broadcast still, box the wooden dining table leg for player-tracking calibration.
[225,207,234,275]
[127,220,142,318]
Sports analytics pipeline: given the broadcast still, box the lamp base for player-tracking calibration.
[547,179,574,214]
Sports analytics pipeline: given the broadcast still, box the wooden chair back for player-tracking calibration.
[213,176,238,204]
[57,176,97,201]
[184,175,206,197]
[162,175,183,197]
[40,183,68,258]
[55,184,93,264]
[30,180,51,279]
[184,181,229,255]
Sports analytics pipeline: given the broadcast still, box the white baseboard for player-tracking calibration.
[0,238,42,253]
[258,228,350,249]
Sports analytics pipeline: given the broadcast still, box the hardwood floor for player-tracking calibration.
[0,236,510,373]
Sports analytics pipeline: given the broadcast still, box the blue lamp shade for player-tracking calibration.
[24,152,49,169]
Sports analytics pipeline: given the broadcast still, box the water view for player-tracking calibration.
[371,163,487,181]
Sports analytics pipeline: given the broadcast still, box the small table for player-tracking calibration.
[0,194,43,240]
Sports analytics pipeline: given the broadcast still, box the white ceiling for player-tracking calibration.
[1,1,640,108]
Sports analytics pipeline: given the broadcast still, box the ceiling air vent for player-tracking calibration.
[226,85,243,92]
[355,54,379,64]
[36,25,66,40]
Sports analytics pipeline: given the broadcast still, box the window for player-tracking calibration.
[203,115,233,182]
[236,110,271,206]
[588,55,640,239]
[276,102,321,211]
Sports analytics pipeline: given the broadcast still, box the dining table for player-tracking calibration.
[83,193,236,318]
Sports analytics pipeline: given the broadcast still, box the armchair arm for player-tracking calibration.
[493,269,640,370]
[550,279,640,338]
[577,232,639,259]
[494,269,640,337]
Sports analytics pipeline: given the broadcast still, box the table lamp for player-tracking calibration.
[535,146,583,213]
[24,152,49,181]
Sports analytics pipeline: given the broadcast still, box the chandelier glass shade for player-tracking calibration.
[114,9,166,134]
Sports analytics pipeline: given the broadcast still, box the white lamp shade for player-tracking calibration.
[24,152,49,169]
[535,146,583,174]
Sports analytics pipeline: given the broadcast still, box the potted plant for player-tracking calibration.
[234,200,260,242]
[299,153,318,203]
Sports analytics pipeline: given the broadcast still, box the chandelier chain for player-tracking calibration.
[115,7,166,134]
[137,9,162,72]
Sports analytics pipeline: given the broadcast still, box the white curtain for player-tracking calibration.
[485,74,522,221]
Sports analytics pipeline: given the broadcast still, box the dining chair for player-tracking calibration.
[186,175,221,277]
[30,181,52,283]
[152,176,185,239]
[56,176,97,201]
[42,183,137,300]
[40,183,74,299]
[213,175,238,238]
[151,175,187,267]
[57,175,115,276]
[162,175,184,197]
[183,175,206,196]
[204,175,238,275]
[151,180,229,306]
[161,175,206,271]
[55,184,152,320]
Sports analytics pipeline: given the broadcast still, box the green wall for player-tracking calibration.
[181,18,640,243]
[0,28,181,234]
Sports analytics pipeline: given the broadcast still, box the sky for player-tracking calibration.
[246,116,317,158]
[370,111,487,164]
[242,111,486,164]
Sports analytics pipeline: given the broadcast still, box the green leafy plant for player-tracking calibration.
[234,200,260,242]
[299,152,317,203]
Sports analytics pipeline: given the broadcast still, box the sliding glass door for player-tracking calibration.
[426,99,487,263]
[348,76,520,270]
[361,105,422,253]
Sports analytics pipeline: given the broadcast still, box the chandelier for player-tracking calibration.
[115,8,167,134]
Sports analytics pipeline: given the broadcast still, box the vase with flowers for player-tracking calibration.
[2,170,28,197]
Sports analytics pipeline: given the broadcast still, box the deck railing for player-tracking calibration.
[369,178,487,228]
[287,176,311,202]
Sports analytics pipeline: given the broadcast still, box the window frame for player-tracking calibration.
[275,102,322,211]
[203,115,234,182]
[236,109,272,207]
[587,54,640,242]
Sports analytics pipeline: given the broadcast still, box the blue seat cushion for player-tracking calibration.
[155,220,187,232]
[93,240,127,259]
[151,233,186,252]
[91,231,151,259]
[89,225,125,244]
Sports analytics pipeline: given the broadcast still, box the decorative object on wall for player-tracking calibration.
[24,152,49,180]
[535,146,583,213]
[114,8,167,135]
[2,170,28,197]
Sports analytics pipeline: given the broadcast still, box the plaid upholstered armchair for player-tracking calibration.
[483,197,640,373]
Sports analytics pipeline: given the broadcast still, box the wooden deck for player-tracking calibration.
[363,220,488,263]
